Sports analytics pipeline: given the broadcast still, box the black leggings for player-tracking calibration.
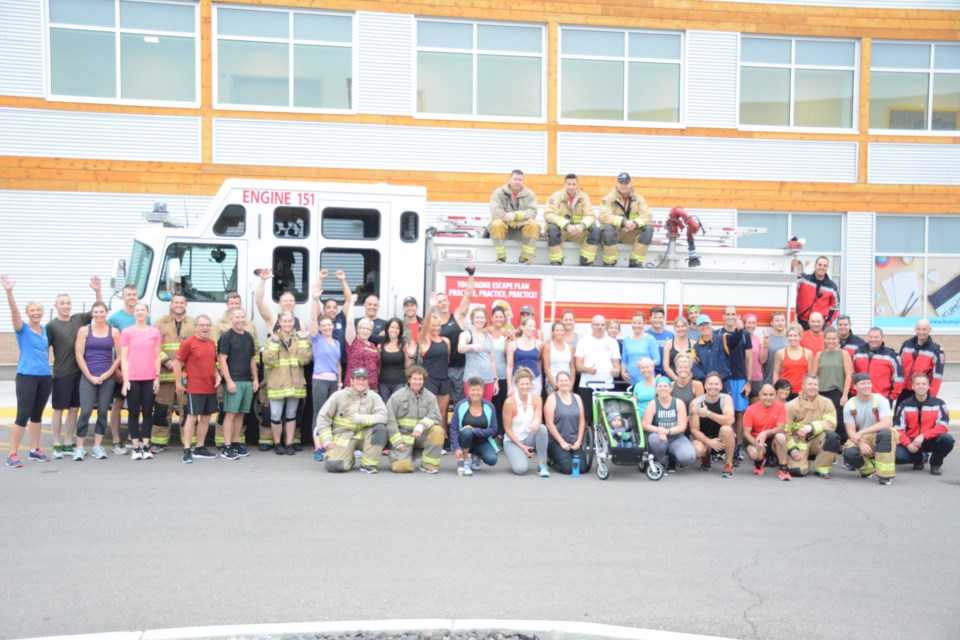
[126,380,155,441]
[15,374,52,427]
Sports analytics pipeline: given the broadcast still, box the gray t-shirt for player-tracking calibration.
[842,394,892,435]
[46,313,91,378]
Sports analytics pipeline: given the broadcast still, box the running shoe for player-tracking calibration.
[221,446,239,460]
[285,445,295,456]
[28,449,49,462]
[91,446,108,460]
[912,461,925,471]
[843,460,856,472]
[192,447,216,459]
[814,471,832,480]
[313,448,324,462]
[6,454,23,468]
[274,445,285,456]
[699,456,712,471]
[470,454,482,470]
[235,444,250,457]
[667,458,677,473]
[878,476,892,486]
[112,443,127,456]
[258,443,272,452]
[778,467,791,481]
[359,466,378,474]
[721,463,734,478]
[752,462,764,476]
[63,443,75,453]
[73,447,86,461]
[461,462,474,477]
[51,445,64,460]
[182,449,193,464]
[538,464,550,478]
[931,466,943,476]
[292,443,303,452]
[131,447,143,461]
[142,448,154,460]
[420,466,438,474]
[148,444,164,454]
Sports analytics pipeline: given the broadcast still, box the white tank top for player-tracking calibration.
[548,341,572,380]
[511,392,535,440]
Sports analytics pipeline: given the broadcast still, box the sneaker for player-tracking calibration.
[667,458,677,473]
[141,448,154,460]
[274,445,285,456]
[28,449,49,462]
[843,460,856,472]
[235,444,250,457]
[131,447,143,461]
[52,445,65,460]
[815,471,831,480]
[912,461,925,471]
[182,449,193,464]
[457,462,466,476]
[221,446,239,460]
[193,447,216,459]
[62,443,75,454]
[292,443,303,452]
[359,466,378,474]
[930,466,943,476]
[538,464,550,478]
[313,448,324,462]
[6,454,23,468]
[148,444,164,454]
[258,443,272,452]
[461,462,473,477]
[699,456,712,471]
[470,454,482,470]
[91,446,108,460]
[73,447,86,461]
[878,476,892,486]
[752,462,764,476]
[722,463,734,478]
[420,466,438,474]
[285,445,296,455]
[112,443,127,456]
[778,467,791,481]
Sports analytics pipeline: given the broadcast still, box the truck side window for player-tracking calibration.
[213,204,246,237]
[157,243,238,302]
[319,249,380,304]
[321,207,380,240]
[274,206,310,239]
[272,247,308,303]
[400,211,419,243]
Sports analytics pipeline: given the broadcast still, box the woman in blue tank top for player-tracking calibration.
[507,316,543,396]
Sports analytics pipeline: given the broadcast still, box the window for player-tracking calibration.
[125,240,154,299]
[559,27,682,124]
[320,249,380,304]
[157,243,238,302]
[739,36,856,129]
[874,215,960,330]
[400,211,419,243]
[416,19,544,119]
[870,42,960,132]
[273,206,310,238]
[213,204,246,237]
[271,247,308,302]
[215,6,353,110]
[321,207,381,240]
[47,0,198,104]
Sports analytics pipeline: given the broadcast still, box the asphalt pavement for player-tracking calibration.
[2,427,959,640]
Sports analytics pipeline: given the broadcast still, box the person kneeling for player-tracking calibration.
[385,366,444,474]
[450,377,500,476]
[742,384,790,481]
[842,373,896,485]
[315,367,388,473]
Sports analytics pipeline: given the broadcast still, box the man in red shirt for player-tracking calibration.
[742,383,790,480]
[800,312,825,355]
[173,315,220,464]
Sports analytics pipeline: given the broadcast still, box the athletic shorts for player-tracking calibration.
[728,379,749,412]
[223,381,254,414]
[51,372,82,410]
[186,393,218,417]
[425,377,451,397]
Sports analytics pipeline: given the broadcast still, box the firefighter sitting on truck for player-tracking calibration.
[841,373,896,485]
[543,173,600,266]
[598,172,653,268]
[784,374,841,478]
[385,365,444,473]
[488,169,540,265]
[315,367,388,473]
[153,293,193,451]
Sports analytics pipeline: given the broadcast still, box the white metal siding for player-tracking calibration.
[714,0,959,9]
[0,0,44,97]
[844,211,876,332]
[0,190,212,326]
[357,11,413,116]
[558,132,858,183]
[0,108,201,162]
[868,143,960,185]
[686,31,738,129]
[214,118,548,174]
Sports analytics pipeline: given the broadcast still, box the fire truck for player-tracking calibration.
[114,178,799,331]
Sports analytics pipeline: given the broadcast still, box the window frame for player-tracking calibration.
[212,3,357,114]
[557,25,685,129]
[868,40,960,136]
[157,242,239,303]
[44,0,201,107]
[737,34,860,134]
[413,17,547,124]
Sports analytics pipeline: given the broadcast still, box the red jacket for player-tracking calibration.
[851,343,903,401]
[840,333,866,360]
[893,394,949,447]
[796,273,839,325]
[899,336,945,397]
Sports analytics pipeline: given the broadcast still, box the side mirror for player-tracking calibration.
[110,258,127,293]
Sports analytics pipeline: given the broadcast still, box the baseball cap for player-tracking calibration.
[617,172,631,183]
[520,305,534,314]
[687,304,701,314]
[853,373,871,385]
[402,296,417,306]
[696,314,712,326]
[352,367,370,379]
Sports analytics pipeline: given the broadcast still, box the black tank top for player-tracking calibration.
[421,339,449,383]
[379,345,406,386]
[698,396,724,435]
[669,339,692,370]
[440,315,464,368]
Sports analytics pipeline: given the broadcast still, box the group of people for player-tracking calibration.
[3,256,953,482]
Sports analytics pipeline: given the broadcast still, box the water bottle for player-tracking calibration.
[572,453,581,477]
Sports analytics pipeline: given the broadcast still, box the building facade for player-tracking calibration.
[0,0,958,366]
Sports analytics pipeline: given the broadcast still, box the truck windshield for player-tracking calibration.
[126,240,154,299]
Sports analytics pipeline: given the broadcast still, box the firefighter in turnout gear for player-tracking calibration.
[152,294,193,449]
[598,173,654,267]
[784,374,840,478]
[488,169,540,264]
[543,173,600,266]
[315,367,388,473]
[842,373,896,485]
[261,310,312,453]
[385,366,444,473]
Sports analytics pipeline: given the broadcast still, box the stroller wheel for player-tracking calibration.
[646,460,665,481]
[596,461,610,480]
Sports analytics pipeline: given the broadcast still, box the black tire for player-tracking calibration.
[581,427,594,473]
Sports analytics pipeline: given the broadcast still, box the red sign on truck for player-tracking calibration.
[445,277,542,327]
